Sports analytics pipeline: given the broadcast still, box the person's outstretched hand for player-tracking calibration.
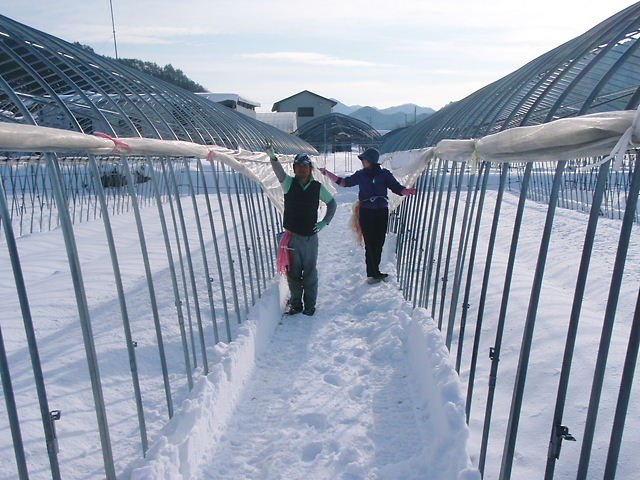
[313,220,328,233]
[401,187,417,196]
[264,143,277,161]
[319,168,339,183]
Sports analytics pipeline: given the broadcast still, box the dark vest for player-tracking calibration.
[284,179,321,236]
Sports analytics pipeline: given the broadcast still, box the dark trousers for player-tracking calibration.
[359,207,388,277]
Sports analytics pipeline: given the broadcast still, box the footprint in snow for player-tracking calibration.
[297,412,329,431]
[323,374,343,386]
[302,442,323,462]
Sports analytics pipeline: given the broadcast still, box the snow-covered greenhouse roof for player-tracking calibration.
[0,15,315,155]
[381,2,640,153]
[294,113,382,149]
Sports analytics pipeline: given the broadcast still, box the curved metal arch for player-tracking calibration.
[294,113,382,149]
[5,22,119,136]
[544,14,640,121]
[11,29,174,139]
[0,37,83,131]
[0,74,35,124]
[578,29,640,114]
[0,14,316,154]
[500,11,628,129]
[381,2,640,153]
[0,20,147,136]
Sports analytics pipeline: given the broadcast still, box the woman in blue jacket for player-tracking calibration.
[320,148,416,284]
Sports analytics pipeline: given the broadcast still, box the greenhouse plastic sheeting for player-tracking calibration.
[0,122,336,215]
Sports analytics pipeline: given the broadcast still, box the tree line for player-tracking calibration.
[73,42,207,93]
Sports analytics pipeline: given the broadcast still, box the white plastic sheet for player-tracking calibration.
[379,148,434,211]
[0,122,336,215]
[476,110,640,163]
[2,108,638,214]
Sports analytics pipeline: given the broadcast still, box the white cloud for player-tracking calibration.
[239,52,394,68]
[3,0,636,109]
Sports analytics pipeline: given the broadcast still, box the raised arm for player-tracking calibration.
[265,144,287,183]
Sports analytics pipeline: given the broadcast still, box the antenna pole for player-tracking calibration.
[109,0,119,59]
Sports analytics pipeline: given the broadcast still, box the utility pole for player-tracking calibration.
[109,0,119,59]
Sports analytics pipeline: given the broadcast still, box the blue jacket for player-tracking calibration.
[343,165,405,209]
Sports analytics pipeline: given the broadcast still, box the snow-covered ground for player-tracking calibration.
[129,188,477,480]
[1,152,638,479]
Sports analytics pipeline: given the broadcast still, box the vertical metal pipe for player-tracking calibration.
[121,156,177,415]
[258,186,276,278]
[256,183,275,278]
[443,162,470,348]
[396,181,413,287]
[46,153,116,479]
[241,177,262,303]
[476,162,522,474]
[233,172,253,310]
[0,323,29,479]
[500,160,567,480]
[183,157,221,345]
[410,166,435,307]
[456,162,490,373]
[160,160,198,368]
[543,160,611,478]
[576,154,640,479]
[433,163,456,324]
[142,157,193,389]
[396,177,414,289]
[603,286,640,479]
[197,158,231,342]
[409,164,433,306]
[224,170,254,315]
[211,161,243,324]
[403,173,426,299]
[88,156,148,455]
[422,159,448,309]
[245,177,266,295]
[166,159,208,374]
[418,159,444,308]
[0,170,62,478]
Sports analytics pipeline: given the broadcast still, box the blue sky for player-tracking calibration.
[2,0,636,111]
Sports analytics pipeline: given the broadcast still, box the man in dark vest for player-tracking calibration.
[267,149,336,316]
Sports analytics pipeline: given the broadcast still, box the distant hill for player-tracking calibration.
[331,100,435,130]
[331,101,364,115]
[72,42,207,93]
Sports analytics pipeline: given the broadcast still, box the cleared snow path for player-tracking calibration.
[131,192,476,480]
[203,219,425,478]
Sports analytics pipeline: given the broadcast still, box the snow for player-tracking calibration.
[1,152,638,479]
[128,189,476,480]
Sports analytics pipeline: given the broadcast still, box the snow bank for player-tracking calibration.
[128,283,282,480]
[403,307,480,480]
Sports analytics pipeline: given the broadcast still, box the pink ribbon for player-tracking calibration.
[276,230,293,275]
[93,131,129,152]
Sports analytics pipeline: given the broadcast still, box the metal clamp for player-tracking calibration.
[49,410,61,454]
[549,424,576,460]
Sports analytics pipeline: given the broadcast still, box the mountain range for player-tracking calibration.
[331,101,436,131]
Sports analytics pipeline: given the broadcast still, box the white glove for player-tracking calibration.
[265,144,277,161]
